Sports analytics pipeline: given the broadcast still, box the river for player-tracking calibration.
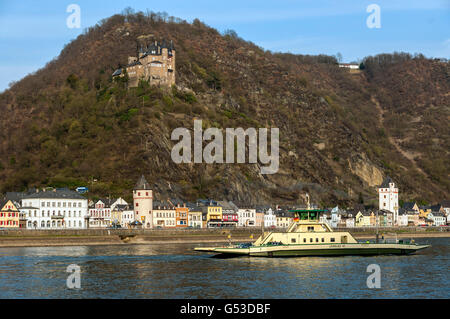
[0,237,448,298]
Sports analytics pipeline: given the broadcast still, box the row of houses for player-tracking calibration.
[319,201,450,228]
[1,175,449,230]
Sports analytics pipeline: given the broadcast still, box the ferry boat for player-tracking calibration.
[194,209,430,257]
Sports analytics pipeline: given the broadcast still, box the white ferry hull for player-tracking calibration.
[195,243,430,257]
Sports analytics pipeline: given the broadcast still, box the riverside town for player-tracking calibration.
[1,175,449,230]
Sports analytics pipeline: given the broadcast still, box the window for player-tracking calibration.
[316,238,319,243]
[310,238,313,243]
[330,238,335,242]
[291,238,296,243]
[321,238,324,243]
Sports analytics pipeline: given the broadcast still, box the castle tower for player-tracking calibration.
[133,175,153,228]
[378,176,399,224]
[167,40,175,86]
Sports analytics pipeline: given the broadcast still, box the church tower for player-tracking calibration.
[378,176,399,224]
[133,175,153,228]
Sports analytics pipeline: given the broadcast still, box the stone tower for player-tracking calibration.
[378,176,399,224]
[133,175,153,228]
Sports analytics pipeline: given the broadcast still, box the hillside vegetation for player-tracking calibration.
[0,10,448,206]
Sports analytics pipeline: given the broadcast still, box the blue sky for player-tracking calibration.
[0,0,449,92]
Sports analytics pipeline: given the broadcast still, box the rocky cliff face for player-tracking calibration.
[0,12,448,206]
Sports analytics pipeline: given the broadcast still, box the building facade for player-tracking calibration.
[0,200,20,228]
[21,189,87,229]
[237,208,256,227]
[263,208,277,228]
[133,175,153,228]
[152,201,176,228]
[378,176,399,224]
[187,209,203,228]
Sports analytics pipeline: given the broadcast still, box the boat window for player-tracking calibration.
[316,238,319,242]
[291,238,296,243]
[330,238,335,242]
[321,238,324,242]
[307,226,314,232]
[303,238,306,243]
[310,238,313,243]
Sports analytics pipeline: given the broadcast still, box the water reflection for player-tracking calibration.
[0,238,448,299]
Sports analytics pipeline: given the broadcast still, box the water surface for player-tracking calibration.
[0,237,448,298]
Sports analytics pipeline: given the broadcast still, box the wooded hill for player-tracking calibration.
[0,10,448,206]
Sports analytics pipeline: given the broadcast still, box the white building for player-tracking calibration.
[397,214,409,226]
[378,176,399,225]
[339,63,359,69]
[429,212,446,226]
[21,188,88,229]
[121,206,135,227]
[133,175,153,228]
[345,217,355,228]
[237,207,256,227]
[264,208,277,228]
[152,201,176,228]
[330,206,341,228]
[89,198,116,228]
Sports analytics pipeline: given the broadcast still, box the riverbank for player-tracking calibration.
[0,227,448,248]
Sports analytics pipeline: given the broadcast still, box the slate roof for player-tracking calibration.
[153,200,174,210]
[127,60,142,67]
[217,201,236,211]
[97,198,117,207]
[429,204,443,212]
[275,210,295,218]
[431,212,445,217]
[134,175,151,190]
[380,176,394,188]
[24,188,86,200]
[112,69,122,76]
[402,202,417,210]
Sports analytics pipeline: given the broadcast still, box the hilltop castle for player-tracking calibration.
[113,39,175,88]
